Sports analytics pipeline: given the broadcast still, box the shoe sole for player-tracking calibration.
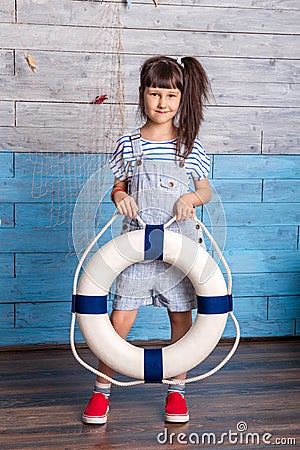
[165,413,189,423]
[82,407,109,425]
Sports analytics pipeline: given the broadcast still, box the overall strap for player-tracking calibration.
[130,128,143,160]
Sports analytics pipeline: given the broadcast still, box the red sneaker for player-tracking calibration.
[165,392,189,423]
[82,392,109,425]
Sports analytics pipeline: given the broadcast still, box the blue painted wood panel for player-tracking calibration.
[211,179,262,203]
[221,249,300,273]
[0,151,299,344]
[3,270,299,304]
[0,304,14,328]
[0,225,297,254]
[232,272,300,297]
[224,319,295,338]
[268,296,300,320]
[14,202,113,229]
[263,179,300,203]
[222,226,298,250]
[0,327,85,346]
[204,203,300,227]
[213,155,300,179]
[0,253,14,278]
[0,152,14,178]
[0,203,14,227]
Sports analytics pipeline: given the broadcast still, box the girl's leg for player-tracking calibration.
[167,310,192,379]
[82,309,138,424]
[165,310,192,423]
[96,308,139,383]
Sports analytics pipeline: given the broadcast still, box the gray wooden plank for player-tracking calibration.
[123,29,300,59]
[6,74,298,106]
[210,81,300,107]
[203,107,300,155]
[125,4,300,35]
[263,179,300,203]
[268,296,300,320]
[17,0,120,27]
[72,0,300,9]
[2,74,299,107]
[0,101,14,126]
[0,50,14,75]
[15,103,298,130]
[263,132,300,155]
[5,105,298,154]
[155,0,300,8]
[0,0,14,22]
[2,23,300,58]
[213,155,300,178]
[18,1,300,34]
[0,124,127,153]
[12,51,300,85]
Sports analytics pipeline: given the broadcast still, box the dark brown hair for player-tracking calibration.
[138,55,210,157]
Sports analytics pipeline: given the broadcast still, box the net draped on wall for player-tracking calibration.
[28,1,126,257]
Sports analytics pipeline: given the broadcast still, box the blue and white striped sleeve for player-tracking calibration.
[108,137,129,181]
[188,139,211,180]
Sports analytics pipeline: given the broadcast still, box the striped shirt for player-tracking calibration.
[109,133,210,181]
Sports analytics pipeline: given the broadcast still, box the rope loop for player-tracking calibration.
[70,212,240,386]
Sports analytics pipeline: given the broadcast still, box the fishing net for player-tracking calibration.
[28,2,126,257]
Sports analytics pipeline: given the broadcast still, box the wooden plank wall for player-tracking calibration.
[0,0,299,346]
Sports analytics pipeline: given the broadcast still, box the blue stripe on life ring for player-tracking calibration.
[72,294,108,314]
[197,294,233,314]
[144,348,163,383]
[144,224,164,261]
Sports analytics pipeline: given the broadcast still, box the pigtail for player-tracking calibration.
[177,57,210,157]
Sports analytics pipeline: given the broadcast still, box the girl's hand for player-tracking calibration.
[174,194,196,221]
[113,191,139,218]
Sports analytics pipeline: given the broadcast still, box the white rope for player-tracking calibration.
[161,216,239,384]
[162,312,240,385]
[70,213,240,386]
[193,216,232,295]
[70,313,144,387]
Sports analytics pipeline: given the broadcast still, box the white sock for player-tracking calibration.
[94,381,111,398]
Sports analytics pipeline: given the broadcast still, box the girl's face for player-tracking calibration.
[143,86,181,126]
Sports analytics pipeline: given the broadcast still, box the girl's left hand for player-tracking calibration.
[174,194,196,221]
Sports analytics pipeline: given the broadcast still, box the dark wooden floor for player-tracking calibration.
[0,340,299,450]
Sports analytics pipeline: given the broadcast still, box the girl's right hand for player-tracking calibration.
[113,191,139,218]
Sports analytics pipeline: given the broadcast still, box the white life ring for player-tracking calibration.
[72,220,233,383]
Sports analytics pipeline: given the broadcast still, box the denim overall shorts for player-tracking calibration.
[112,130,205,312]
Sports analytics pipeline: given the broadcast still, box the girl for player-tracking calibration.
[82,55,212,425]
